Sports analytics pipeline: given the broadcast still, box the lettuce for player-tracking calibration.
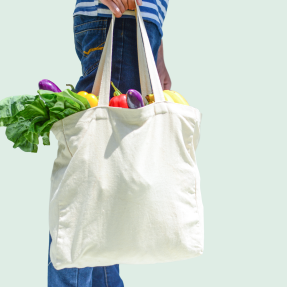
[0,95,37,126]
[0,89,91,153]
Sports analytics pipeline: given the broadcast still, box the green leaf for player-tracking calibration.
[18,96,48,119]
[63,89,91,109]
[25,131,39,145]
[1,89,90,153]
[49,101,66,112]
[6,119,31,143]
[19,140,38,153]
[29,116,50,134]
[0,95,36,126]
[42,132,50,146]
[37,91,58,108]
[38,89,91,110]
[6,119,38,152]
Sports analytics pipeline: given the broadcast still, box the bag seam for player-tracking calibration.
[62,120,73,157]
[52,103,200,124]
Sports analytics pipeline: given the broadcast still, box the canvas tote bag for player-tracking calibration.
[49,2,204,270]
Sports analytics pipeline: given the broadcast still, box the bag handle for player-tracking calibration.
[135,5,152,105]
[134,1,164,103]
[91,0,165,106]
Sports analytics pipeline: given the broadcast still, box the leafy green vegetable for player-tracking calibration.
[0,89,91,153]
[5,119,38,153]
[38,89,90,111]
[0,95,37,127]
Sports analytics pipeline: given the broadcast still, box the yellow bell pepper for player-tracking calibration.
[78,91,98,108]
[163,90,189,106]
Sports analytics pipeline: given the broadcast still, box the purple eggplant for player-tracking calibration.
[39,79,61,93]
[126,89,144,109]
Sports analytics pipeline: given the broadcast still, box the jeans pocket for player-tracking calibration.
[73,15,108,77]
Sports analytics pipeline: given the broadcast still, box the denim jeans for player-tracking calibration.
[73,15,162,99]
[47,15,162,287]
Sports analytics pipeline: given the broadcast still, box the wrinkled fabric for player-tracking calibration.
[48,232,124,286]
[49,102,204,270]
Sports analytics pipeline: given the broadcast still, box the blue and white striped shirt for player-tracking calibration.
[73,0,169,36]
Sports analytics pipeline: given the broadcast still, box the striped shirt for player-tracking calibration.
[73,0,169,36]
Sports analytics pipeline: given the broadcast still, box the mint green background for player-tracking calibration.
[0,0,286,286]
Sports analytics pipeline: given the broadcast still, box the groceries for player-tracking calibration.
[110,83,144,109]
[0,79,189,153]
[163,90,189,106]
[0,87,90,153]
[109,82,129,108]
[146,92,174,103]
[78,91,99,108]
[39,79,62,93]
[146,90,189,106]
[111,82,122,97]
[126,89,144,109]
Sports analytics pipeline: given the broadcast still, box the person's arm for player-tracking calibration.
[101,0,142,17]
[156,39,171,90]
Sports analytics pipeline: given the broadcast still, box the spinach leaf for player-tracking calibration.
[0,95,37,127]
[0,89,91,153]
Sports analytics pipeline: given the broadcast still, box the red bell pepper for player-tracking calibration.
[109,82,129,108]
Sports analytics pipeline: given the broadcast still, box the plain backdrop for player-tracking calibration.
[0,0,286,286]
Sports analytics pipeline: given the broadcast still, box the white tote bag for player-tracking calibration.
[49,2,204,270]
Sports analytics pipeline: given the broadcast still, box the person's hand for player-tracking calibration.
[101,0,142,18]
[156,40,172,90]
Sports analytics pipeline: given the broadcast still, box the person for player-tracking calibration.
[48,0,170,286]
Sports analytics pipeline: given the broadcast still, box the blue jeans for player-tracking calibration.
[73,15,162,99]
[47,15,162,287]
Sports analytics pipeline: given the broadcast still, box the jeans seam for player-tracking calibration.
[74,19,107,29]
[75,44,84,58]
[83,60,101,76]
[76,269,79,287]
[104,267,109,287]
[75,38,83,49]
[113,19,124,90]
[75,28,106,35]
[118,20,124,87]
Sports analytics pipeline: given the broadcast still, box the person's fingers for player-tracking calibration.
[121,0,129,11]
[102,0,142,17]
[164,71,172,90]
[159,76,164,90]
[127,0,136,10]
[101,0,122,17]
[113,0,126,14]
[164,78,172,90]
[163,68,172,90]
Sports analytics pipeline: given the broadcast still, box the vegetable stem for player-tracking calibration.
[66,84,77,93]
[111,82,122,97]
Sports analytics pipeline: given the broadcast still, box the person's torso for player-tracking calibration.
[73,0,169,36]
